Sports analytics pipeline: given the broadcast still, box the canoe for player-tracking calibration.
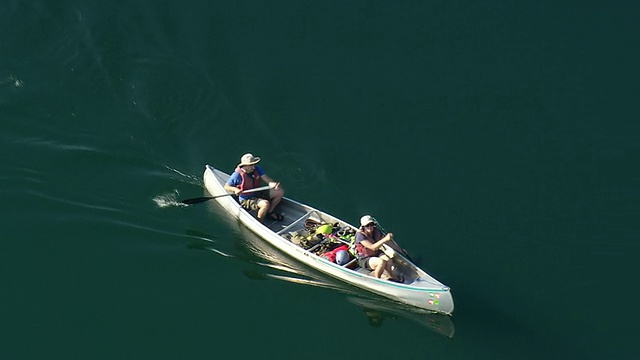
[202,164,455,315]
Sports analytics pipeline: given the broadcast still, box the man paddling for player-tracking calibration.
[224,153,285,222]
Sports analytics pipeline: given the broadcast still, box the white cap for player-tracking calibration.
[360,215,375,227]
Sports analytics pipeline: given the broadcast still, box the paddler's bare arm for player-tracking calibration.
[361,233,393,251]
[260,174,281,189]
[224,184,242,195]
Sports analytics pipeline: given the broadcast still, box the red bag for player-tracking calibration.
[321,245,349,263]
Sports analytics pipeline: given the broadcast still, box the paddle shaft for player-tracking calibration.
[180,184,272,205]
[377,226,414,262]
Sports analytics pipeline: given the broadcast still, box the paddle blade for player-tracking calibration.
[180,197,214,205]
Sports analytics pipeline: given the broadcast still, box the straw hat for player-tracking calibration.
[238,153,261,167]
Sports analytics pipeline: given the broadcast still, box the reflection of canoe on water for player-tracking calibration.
[224,221,455,338]
[346,297,455,338]
[202,164,454,315]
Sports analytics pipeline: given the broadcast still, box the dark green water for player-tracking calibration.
[2,1,637,359]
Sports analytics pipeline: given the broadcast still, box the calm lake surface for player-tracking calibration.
[2,1,637,359]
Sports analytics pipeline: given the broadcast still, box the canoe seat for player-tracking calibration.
[342,257,358,269]
[276,210,321,235]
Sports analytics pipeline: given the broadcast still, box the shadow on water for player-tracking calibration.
[184,201,455,339]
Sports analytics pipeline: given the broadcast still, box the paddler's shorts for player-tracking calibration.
[358,256,374,271]
[239,192,269,211]
[357,251,386,271]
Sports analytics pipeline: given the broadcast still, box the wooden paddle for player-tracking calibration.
[180,184,273,205]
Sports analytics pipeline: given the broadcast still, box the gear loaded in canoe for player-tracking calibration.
[198,164,454,314]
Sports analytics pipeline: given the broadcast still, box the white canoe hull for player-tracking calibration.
[203,165,454,314]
